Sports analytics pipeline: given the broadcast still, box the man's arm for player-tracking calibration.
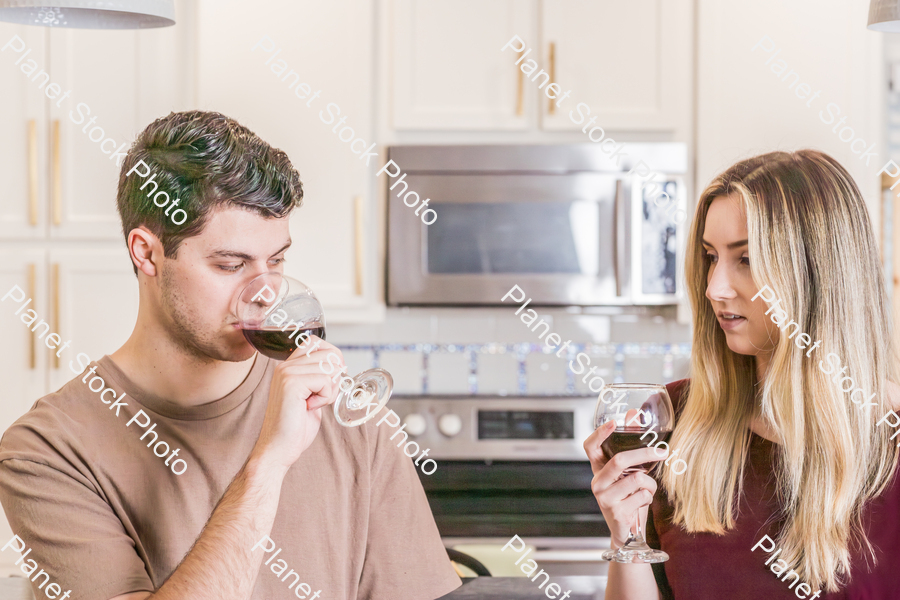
[111,337,343,600]
[111,454,286,600]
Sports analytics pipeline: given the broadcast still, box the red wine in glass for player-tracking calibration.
[601,428,672,473]
[241,324,326,361]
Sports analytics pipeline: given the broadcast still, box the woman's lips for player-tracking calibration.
[717,313,746,331]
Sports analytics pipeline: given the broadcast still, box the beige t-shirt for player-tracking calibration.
[0,355,460,600]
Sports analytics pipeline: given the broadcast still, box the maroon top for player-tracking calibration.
[645,379,900,599]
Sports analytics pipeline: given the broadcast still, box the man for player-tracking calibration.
[0,111,461,600]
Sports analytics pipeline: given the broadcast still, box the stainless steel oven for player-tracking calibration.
[386,143,688,307]
[390,395,612,578]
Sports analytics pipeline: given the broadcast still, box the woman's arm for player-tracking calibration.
[607,565,660,600]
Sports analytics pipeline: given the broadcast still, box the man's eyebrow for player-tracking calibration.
[206,241,291,261]
[207,250,254,261]
[701,238,748,250]
[271,241,292,257]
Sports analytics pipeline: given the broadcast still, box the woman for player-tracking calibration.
[585,150,900,599]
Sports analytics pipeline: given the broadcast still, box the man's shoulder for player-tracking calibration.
[312,404,412,470]
[0,367,107,467]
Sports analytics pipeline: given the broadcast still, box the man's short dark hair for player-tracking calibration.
[116,110,303,270]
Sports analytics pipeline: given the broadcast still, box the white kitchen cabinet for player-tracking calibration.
[390,0,691,133]
[0,249,50,434]
[47,29,141,239]
[48,247,140,391]
[0,247,139,416]
[47,17,195,240]
[392,0,537,130]
[0,24,47,241]
[0,9,193,241]
[196,0,384,322]
[540,0,692,132]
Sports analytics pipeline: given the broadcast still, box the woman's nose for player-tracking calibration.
[706,264,737,302]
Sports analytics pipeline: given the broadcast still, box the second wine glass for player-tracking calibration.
[233,272,393,427]
[594,383,674,563]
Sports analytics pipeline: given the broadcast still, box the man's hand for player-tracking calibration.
[252,336,346,472]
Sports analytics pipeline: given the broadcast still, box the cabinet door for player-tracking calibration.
[0,25,48,240]
[48,247,139,392]
[540,0,692,132]
[47,28,140,239]
[0,248,49,432]
[197,0,383,322]
[0,248,48,575]
[392,0,537,130]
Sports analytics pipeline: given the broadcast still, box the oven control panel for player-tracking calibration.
[386,396,597,461]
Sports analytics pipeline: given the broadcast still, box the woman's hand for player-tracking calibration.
[583,421,668,548]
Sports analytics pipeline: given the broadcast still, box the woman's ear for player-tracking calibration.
[128,226,163,277]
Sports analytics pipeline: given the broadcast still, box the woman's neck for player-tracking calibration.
[755,351,771,383]
[749,414,780,443]
[750,352,780,442]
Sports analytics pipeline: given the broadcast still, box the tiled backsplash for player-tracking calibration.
[329,307,692,396]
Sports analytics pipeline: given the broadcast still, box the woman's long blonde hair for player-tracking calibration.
[659,150,900,592]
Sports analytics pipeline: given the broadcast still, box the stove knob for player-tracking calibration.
[438,413,463,437]
[403,413,427,437]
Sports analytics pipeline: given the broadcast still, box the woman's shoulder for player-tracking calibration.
[665,378,690,416]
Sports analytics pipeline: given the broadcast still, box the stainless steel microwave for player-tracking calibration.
[386,143,688,306]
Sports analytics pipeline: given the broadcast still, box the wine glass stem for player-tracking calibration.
[630,510,643,545]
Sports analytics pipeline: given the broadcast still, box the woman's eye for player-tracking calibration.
[706,253,718,263]
[740,256,750,266]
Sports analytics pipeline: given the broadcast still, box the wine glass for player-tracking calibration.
[595,383,674,563]
[233,272,393,427]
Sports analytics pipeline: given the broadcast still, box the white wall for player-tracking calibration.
[697,0,884,216]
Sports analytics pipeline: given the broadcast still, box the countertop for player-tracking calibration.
[438,576,607,599]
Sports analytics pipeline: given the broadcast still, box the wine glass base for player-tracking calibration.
[601,547,669,564]
[333,368,393,427]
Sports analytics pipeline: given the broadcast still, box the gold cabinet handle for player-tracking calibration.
[52,120,61,226]
[27,264,36,369]
[354,196,364,296]
[516,50,525,116]
[548,42,556,115]
[52,263,60,369]
[27,120,39,226]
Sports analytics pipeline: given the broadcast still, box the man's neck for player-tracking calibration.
[109,327,257,408]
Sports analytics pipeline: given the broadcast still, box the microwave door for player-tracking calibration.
[387,173,629,306]
[630,176,683,304]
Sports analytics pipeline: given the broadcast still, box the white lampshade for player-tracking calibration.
[0,0,175,29]
[868,0,900,32]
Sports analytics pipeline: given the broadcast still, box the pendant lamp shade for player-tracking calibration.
[0,0,174,29]
[868,0,900,32]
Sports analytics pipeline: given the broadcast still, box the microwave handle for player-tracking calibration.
[613,179,627,296]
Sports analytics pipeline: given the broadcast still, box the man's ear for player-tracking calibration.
[128,226,165,277]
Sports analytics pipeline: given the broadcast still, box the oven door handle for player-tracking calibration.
[613,179,627,297]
